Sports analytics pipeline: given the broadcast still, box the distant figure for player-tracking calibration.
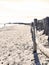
[4,24,6,27]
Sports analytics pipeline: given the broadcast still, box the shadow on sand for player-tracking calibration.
[34,52,41,65]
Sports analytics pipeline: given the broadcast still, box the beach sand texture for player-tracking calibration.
[0,24,49,65]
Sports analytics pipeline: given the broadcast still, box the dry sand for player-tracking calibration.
[0,24,49,65]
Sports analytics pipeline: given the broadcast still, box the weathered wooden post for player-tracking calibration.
[31,19,37,53]
[33,19,37,53]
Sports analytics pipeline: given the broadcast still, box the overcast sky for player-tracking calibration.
[0,0,49,23]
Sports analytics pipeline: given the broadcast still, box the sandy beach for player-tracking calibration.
[0,24,49,65]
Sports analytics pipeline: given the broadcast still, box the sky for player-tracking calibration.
[0,0,49,23]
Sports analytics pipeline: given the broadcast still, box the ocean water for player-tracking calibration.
[0,24,14,28]
[0,24,4,28]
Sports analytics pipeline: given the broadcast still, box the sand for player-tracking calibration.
[0,24,49,65]
[36,30,49,48]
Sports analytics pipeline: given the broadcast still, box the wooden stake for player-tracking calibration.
[33,19,37,53]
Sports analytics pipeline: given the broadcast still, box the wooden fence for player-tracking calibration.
[31,19,49,58]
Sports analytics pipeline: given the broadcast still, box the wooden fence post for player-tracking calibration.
[33,19,37,53]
